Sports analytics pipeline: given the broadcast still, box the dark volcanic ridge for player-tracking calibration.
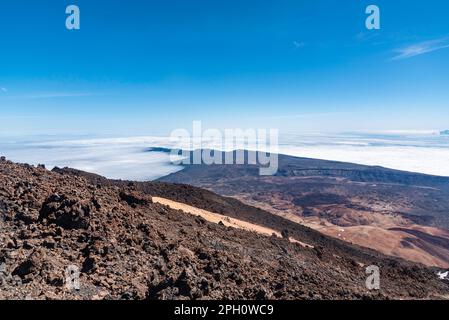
[1,156,449,300]
[150,148,449,187]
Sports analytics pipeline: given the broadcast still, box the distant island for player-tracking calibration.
[441,130,449,135]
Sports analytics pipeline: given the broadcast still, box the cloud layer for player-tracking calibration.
[1,132,449,180]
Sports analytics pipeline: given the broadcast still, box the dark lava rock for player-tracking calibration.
[0,160,448,300]
[38,194,92,230]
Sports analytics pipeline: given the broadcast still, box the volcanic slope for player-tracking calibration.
[3,161,439,299]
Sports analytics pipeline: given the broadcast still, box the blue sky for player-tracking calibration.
[0,0,449,136]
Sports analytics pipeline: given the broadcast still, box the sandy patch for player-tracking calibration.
[152,197,313,249]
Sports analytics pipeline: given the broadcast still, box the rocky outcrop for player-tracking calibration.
[1,157,448,300]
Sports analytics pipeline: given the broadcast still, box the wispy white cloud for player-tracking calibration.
[255,111,352,121]
[23,92,93,99]
[3,92,95,100]
[355,31,381,42]
[293,41,306,49]
[392,37,449,60]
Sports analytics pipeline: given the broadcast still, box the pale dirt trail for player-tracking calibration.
[152,197,313,249]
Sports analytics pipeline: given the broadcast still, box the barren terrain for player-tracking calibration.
[2,157,449,299]
[160,150,449,268]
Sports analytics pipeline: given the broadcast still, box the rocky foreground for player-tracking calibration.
[0,157,448,300]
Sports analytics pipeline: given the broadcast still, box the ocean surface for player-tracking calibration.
[0,132,448,180]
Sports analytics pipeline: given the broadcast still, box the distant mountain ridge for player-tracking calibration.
[159,149,449,187]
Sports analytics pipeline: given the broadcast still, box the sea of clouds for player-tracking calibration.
[0,132,448,180]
